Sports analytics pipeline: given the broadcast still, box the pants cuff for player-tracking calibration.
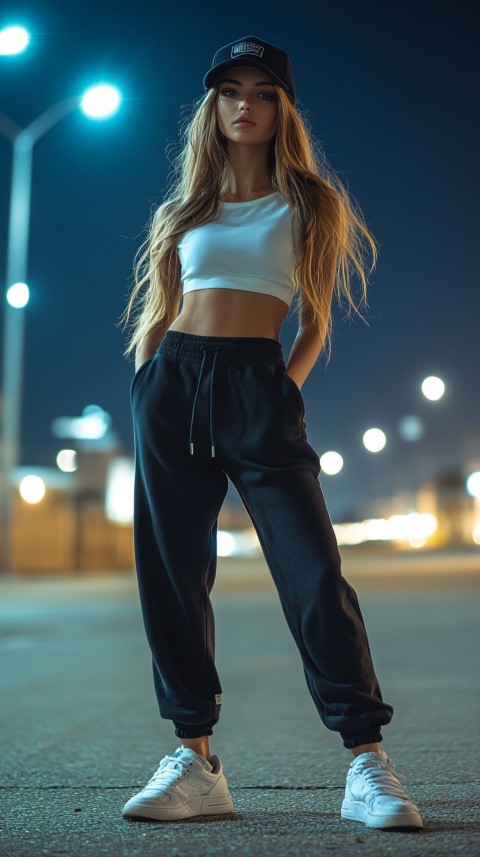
[341,728,383,749]
[173,721,215,739]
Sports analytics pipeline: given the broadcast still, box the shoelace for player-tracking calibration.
[145,754,194,788]
[355,758,409,799]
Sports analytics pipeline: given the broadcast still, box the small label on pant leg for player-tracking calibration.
[215,694,222,704]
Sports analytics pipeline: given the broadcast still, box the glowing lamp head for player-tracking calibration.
[80,84,122,119]
[6,282,29,308]
[0,25,30,55]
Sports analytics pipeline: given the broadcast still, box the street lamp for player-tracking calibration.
[0,68,122,572]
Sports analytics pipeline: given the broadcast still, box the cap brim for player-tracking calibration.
[203,59,287,96]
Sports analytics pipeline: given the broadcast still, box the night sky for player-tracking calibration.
[1,0,478,520]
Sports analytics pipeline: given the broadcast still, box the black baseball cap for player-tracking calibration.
[203,35,296,104]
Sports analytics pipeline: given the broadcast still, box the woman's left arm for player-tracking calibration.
[285,323,324,390]
[286,239,336,389]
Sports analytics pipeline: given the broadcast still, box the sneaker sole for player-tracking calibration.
[341,798,424,829]
[123,794,234,822]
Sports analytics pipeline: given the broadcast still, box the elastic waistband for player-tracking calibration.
[159,330,284,364]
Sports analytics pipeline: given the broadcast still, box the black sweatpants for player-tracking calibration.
[130,330,394,749]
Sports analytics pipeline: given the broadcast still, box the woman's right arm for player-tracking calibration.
[135,294,182,372]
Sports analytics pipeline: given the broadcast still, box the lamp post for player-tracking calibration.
[0,83,121,573]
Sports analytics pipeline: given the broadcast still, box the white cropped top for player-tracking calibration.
[177,192,301,308]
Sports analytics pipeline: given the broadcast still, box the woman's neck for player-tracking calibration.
[221,144,272,199]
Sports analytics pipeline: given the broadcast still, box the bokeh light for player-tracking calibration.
[398,415,424,442]
[362,428,387,453]
[421,375,445,401]
[334,513,437,546]
[466,471,480,498]
[51,405,111,440]
[56,449,78,473]
[320,451,344,475]
[105,457,134,524]
[6,282,29,308]
[217,530,236,557]
[19,474,45,504]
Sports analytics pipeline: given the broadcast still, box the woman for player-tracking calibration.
[119,35,423,830]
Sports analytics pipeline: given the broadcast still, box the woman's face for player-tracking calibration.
[216,65,278,145]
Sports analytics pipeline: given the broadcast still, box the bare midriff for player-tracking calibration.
[168,288,290,341]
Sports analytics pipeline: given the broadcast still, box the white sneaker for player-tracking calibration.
[341,748,424,829]
[122,745,234,821]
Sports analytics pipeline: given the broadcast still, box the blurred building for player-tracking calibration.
[10,449,133,573]
[5,453,480,574]
[417,469,478,547]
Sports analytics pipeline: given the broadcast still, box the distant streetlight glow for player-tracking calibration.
[51,406,111,441]
[56,449,78,473]
[105,457,134,523]
[334,513,437,547]
[19,474,45,503]
[0,25,30,55]
[363,427,387,453]
[6,282,29,308]
[218,527,261,557]
[398,414,424,442]
[80,84,122,119]
[466,471,480,499]
[320,450,344,475]
[421,375,445,401]
[217,531,236,557]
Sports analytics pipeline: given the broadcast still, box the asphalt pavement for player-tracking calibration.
[0,550,479,856]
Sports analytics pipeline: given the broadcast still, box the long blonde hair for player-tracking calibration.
[118,83,378,363]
